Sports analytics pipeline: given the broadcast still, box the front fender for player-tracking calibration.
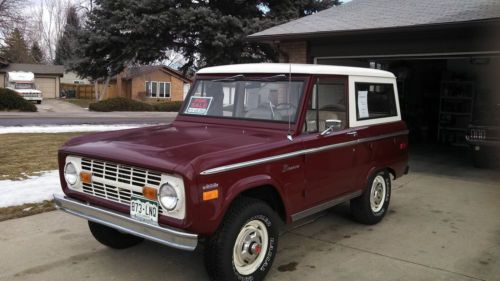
[197,174,287,235]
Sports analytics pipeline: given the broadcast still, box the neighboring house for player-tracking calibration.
[115,65,191,102]
[248,0,500,147]
[61,71,91,84]
[0,63,64,98]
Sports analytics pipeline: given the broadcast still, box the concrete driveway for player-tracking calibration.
[0,146,499,281]
[35,99,88,113]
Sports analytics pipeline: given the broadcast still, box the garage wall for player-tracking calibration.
[0,73,4,88]
[35,76,58,98]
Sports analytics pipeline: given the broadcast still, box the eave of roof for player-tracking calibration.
[0,63,65,76]
[249,18,500,42]
[122,66,191,83]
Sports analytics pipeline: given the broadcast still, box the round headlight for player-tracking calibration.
[158,183,178,211]
[64,162,78,186]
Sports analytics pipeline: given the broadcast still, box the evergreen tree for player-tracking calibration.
[73,0,339,79]
[30,42,45,64]
[54,6,80,66]
[0,28,31,63]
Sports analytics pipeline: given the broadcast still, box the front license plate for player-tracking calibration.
[130,196,158,224]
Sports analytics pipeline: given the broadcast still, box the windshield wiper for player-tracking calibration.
[259,74,288,81]
[212,74,245,82]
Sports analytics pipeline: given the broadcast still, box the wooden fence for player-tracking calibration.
[61,83,117,99]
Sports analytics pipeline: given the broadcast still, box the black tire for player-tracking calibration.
[88,221,144,249]
[205,198,280,281]
[350,170,391,225]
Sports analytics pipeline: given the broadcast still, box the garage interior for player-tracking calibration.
[315,56,500,147]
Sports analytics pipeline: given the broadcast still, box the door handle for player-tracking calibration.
[346,131,358,137]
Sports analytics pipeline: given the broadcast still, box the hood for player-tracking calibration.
[60,122,289,176]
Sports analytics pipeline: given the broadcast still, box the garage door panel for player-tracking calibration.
[35,77,56,98]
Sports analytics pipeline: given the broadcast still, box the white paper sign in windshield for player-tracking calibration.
[185,96,213,115]
[358,90,369,119]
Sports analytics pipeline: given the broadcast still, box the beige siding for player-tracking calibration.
[35,77,57,98]
[0,73,4,88]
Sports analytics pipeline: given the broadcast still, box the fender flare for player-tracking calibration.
[210,174,289,231]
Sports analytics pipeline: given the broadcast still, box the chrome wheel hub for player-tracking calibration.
[233,220,269,275]
[370,175,387,213]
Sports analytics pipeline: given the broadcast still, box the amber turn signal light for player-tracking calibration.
[143,186,158,201]
[79,171,92,184]
[203,189,219,201]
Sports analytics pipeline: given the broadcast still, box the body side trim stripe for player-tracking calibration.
[200,130,409,175]
[291,190,363,222]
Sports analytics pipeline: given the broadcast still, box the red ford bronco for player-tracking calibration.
[54,63,408,281]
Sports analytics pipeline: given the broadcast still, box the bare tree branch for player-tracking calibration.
[0,0,23,41]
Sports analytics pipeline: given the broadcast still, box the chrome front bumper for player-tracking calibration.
[53,194,198,251]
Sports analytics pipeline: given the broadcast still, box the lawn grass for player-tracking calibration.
[0,200,55,222]
[0,133,86,180]
[64,98,94,108]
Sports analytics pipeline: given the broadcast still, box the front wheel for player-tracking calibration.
[350,170,391,225]
[205,198,280,281]
[88,221,144,249]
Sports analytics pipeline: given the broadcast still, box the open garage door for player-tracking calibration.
[35,77,57,99]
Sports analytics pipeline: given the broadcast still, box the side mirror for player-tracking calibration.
[320,119,342,136]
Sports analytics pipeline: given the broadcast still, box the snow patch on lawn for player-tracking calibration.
[0,124,154,134]
[0,170,62,208]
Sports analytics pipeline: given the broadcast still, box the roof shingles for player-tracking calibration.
[249,0,500,39]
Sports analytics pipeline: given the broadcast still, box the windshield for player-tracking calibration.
[15,83,36,90]
[182,77,305,123]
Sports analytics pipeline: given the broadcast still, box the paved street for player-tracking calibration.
[0,115,176,126]
[0,99,177,126]
[0,147,499,281]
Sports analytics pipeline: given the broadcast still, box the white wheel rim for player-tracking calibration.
[233,220,269,275]
[370,175,386,213]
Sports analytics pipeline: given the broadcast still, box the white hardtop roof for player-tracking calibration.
[197,63,395,78]
[7,71,35,82]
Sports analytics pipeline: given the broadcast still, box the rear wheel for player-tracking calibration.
[88,221,144,249]
[350,170,391,225]
[205,198,279,281]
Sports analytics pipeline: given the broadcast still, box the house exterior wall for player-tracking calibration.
[130,70,186,102]
[0,73,4,88]
[61,71,91,84]
[278,41,308,64]
[309,24,498,60]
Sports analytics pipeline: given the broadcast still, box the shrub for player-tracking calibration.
[89,97,184,112]
[89,97,153,112]
[154,101,183,112]
[0,88,37,112]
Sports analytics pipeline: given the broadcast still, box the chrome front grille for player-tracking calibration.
[80,158,165,214]
[81,158,162,188]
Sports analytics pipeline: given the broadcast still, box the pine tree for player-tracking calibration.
[54,6,80,66]
[30,42,45,64]
[0,28,31,63]
[72,0,339,79]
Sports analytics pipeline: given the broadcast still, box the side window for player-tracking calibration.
[304,78,347,133]
[355,83,397,120]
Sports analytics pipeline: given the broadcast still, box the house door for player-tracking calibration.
[300,77,358,207]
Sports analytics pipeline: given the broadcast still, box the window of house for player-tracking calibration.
[146,81,171,98]
[355,83,397,120]
[304,78,347,133]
